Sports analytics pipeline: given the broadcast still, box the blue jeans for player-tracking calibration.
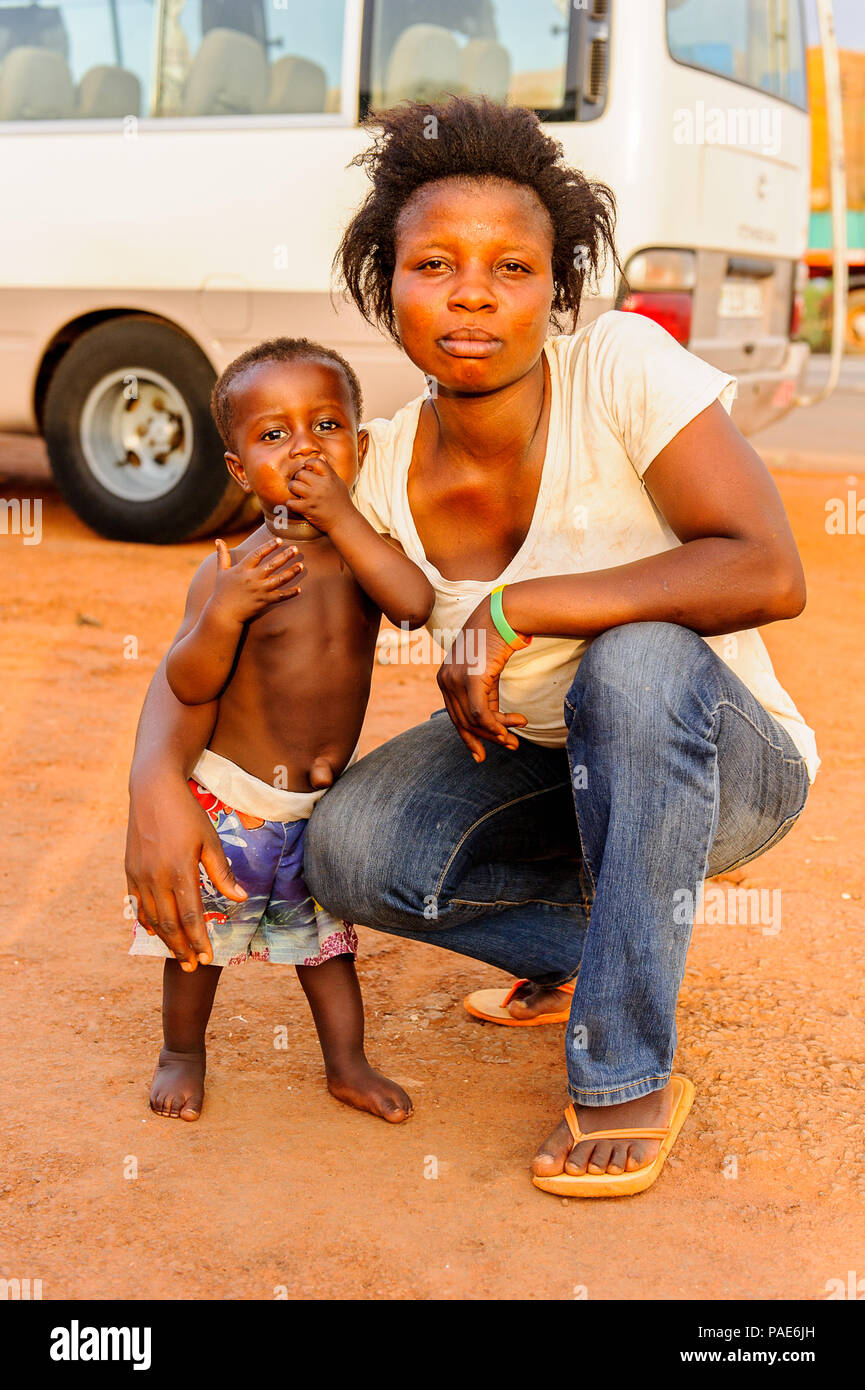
[304,622,810,1108]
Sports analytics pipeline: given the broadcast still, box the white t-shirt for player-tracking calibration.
[353,310,819,782]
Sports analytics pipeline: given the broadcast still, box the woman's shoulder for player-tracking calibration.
[546,308,677,374]
[546,309,737,423]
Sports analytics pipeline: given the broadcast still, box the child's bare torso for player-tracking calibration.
[208,528,381,791]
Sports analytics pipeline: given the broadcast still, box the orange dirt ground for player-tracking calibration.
[1,449,863,1301]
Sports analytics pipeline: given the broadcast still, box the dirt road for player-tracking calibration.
[1,441,863,1300]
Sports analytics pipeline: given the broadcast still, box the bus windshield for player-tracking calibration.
[666,0,807,109]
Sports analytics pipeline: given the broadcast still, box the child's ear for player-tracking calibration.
[224,452,251,492]
[357,428,370,470]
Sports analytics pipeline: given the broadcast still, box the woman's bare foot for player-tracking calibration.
[150,1047,206,1122]
[327,1062,413,1124]
[506,981,572,1020]
[531,1080,676,1177]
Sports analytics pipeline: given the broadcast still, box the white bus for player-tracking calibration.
[0,0,812,542]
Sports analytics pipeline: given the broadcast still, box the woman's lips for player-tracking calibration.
[437,334,502,358]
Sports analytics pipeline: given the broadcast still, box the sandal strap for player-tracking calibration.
[502,978,576,1008]
[501,978,531,1007]
[564,1103,669,1144]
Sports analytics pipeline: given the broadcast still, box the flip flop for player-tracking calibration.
[532,1074,696,1198]
[463,977,575,1026]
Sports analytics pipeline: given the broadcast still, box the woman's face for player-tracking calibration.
[390,176,555,394]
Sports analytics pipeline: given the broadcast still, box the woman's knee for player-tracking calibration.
[304,769,394,920]
[303,736,449,923]
[567,621,714,719]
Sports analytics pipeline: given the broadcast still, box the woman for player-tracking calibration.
[126,98,817,1197]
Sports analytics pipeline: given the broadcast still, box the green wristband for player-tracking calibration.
[490,584,532,649]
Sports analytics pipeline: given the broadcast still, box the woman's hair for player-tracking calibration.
[211,337,363,449]
[334,96,623,344]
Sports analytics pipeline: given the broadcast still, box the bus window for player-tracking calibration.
[155,0,347,117]
[0,0,348,122]
[0,0,153,119]
[666,0,807,109]
[362,0,580,118]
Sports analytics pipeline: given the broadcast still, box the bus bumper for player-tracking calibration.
[727,340,811,437]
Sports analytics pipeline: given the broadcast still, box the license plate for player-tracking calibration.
[719,280,764,319]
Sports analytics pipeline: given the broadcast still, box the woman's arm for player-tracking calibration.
[126,573,250,969]
[438,401,806,758]
[502,401,805,638]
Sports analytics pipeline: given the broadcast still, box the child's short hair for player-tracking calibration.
[211,337,364,449]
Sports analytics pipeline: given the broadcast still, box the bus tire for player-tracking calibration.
[42,316,243,543]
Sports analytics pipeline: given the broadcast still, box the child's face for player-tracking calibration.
[224,359,359,513]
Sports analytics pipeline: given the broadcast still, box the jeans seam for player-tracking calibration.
[708,698,809,874]
[712,797,809,875]
[711,698,809,765]
[568,1073,671,1098]
[433,782,574,900]
[564,726,596,908]
[447,897,586,910]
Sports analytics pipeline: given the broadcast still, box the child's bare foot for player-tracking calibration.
[150,1047,206,1121]
[327,1062,413,1123]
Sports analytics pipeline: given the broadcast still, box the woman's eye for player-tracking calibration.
[420,259,447,271]
[501,262,528,273]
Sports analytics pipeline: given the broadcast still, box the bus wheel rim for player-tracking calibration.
[79,367,194,502]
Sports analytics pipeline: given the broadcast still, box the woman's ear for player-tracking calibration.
[224,452,251,492]
[357,428,370,470]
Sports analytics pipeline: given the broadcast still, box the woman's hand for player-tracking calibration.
[437,597,528,762]
[125,772,247,971]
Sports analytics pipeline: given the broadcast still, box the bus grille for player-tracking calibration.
[586,37,608,104]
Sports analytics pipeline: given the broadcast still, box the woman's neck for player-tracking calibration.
[426,352,549,475]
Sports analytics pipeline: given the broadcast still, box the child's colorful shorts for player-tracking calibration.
[129,749,357,967]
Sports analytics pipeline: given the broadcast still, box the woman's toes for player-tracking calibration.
[607,1142,629,1174]
[506,990,534,1017]
[626,1141,659,1172]
[508,985,565,1020]
[586,1140,614,1175]
[531,1120,573,1176]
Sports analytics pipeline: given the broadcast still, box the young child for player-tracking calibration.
[129,337,434,1124]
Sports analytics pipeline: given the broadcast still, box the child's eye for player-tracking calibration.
[315,420,340,432]
[261,428,285,442]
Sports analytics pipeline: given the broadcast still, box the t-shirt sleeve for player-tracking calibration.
[594,310,739,478]
[351,423,393,536]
